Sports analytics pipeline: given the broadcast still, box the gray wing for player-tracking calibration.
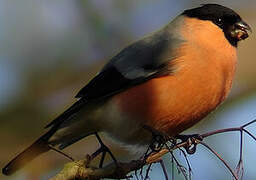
[46,30,180,128]
[75,30,178,99]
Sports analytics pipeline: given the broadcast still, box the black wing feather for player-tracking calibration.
[75,31,171,99]
[75,66,157,100]
[46,31,175,128]
[44,99,86,128]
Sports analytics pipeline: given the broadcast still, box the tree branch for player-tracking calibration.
[49,119,256,180]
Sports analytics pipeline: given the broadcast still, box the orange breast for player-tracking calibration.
[112,17,237,136]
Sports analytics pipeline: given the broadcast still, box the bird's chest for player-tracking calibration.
[111,44,237,137]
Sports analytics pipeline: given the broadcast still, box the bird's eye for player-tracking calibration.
[216,18,223,26]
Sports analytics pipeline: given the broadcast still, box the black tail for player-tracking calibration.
[2,132,53,175]
[2,101,79,175]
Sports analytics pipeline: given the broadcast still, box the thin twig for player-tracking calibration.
[158,159,169,180]
[201,119,256,138]
[201,127,241,138]
[171,154,174,180]
[235,130,244,179]
[135,169,140,180]
[140,163,145,180]
[179,148,193,180]
[165,143,188,180]
[145,163,152,180]
[199,141,239,180]
[48,145,74,161]
[243,129,256,141]
[241,119,256,128]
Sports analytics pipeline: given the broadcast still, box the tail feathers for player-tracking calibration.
[2,138,50,175]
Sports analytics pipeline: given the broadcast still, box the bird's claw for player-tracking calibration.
[176,134,203,154]
[150,134,166,152]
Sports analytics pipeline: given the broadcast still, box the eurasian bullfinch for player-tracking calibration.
[2,4,251,175]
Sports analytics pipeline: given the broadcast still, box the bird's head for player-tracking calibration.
[182,4,252,47]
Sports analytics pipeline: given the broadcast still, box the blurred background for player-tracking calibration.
[1,0,256,179]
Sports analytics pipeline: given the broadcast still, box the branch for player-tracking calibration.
[49,119,256,180]
[49,143,187,180]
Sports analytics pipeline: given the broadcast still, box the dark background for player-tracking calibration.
[1,1,256,179]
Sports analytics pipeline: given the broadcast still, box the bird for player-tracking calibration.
[2,4,251,176]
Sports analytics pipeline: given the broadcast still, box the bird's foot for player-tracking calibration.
[149,133,167,152]
[175,134,203,154]
[91,132,117,168]
[142,125,172,160]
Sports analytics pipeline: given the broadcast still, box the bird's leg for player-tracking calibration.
[91,132,117,168]
[175,134,203,154]
[142,125,171,159]
[149,133,166,152]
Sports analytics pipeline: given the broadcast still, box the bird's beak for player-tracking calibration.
[230,20,252,40]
